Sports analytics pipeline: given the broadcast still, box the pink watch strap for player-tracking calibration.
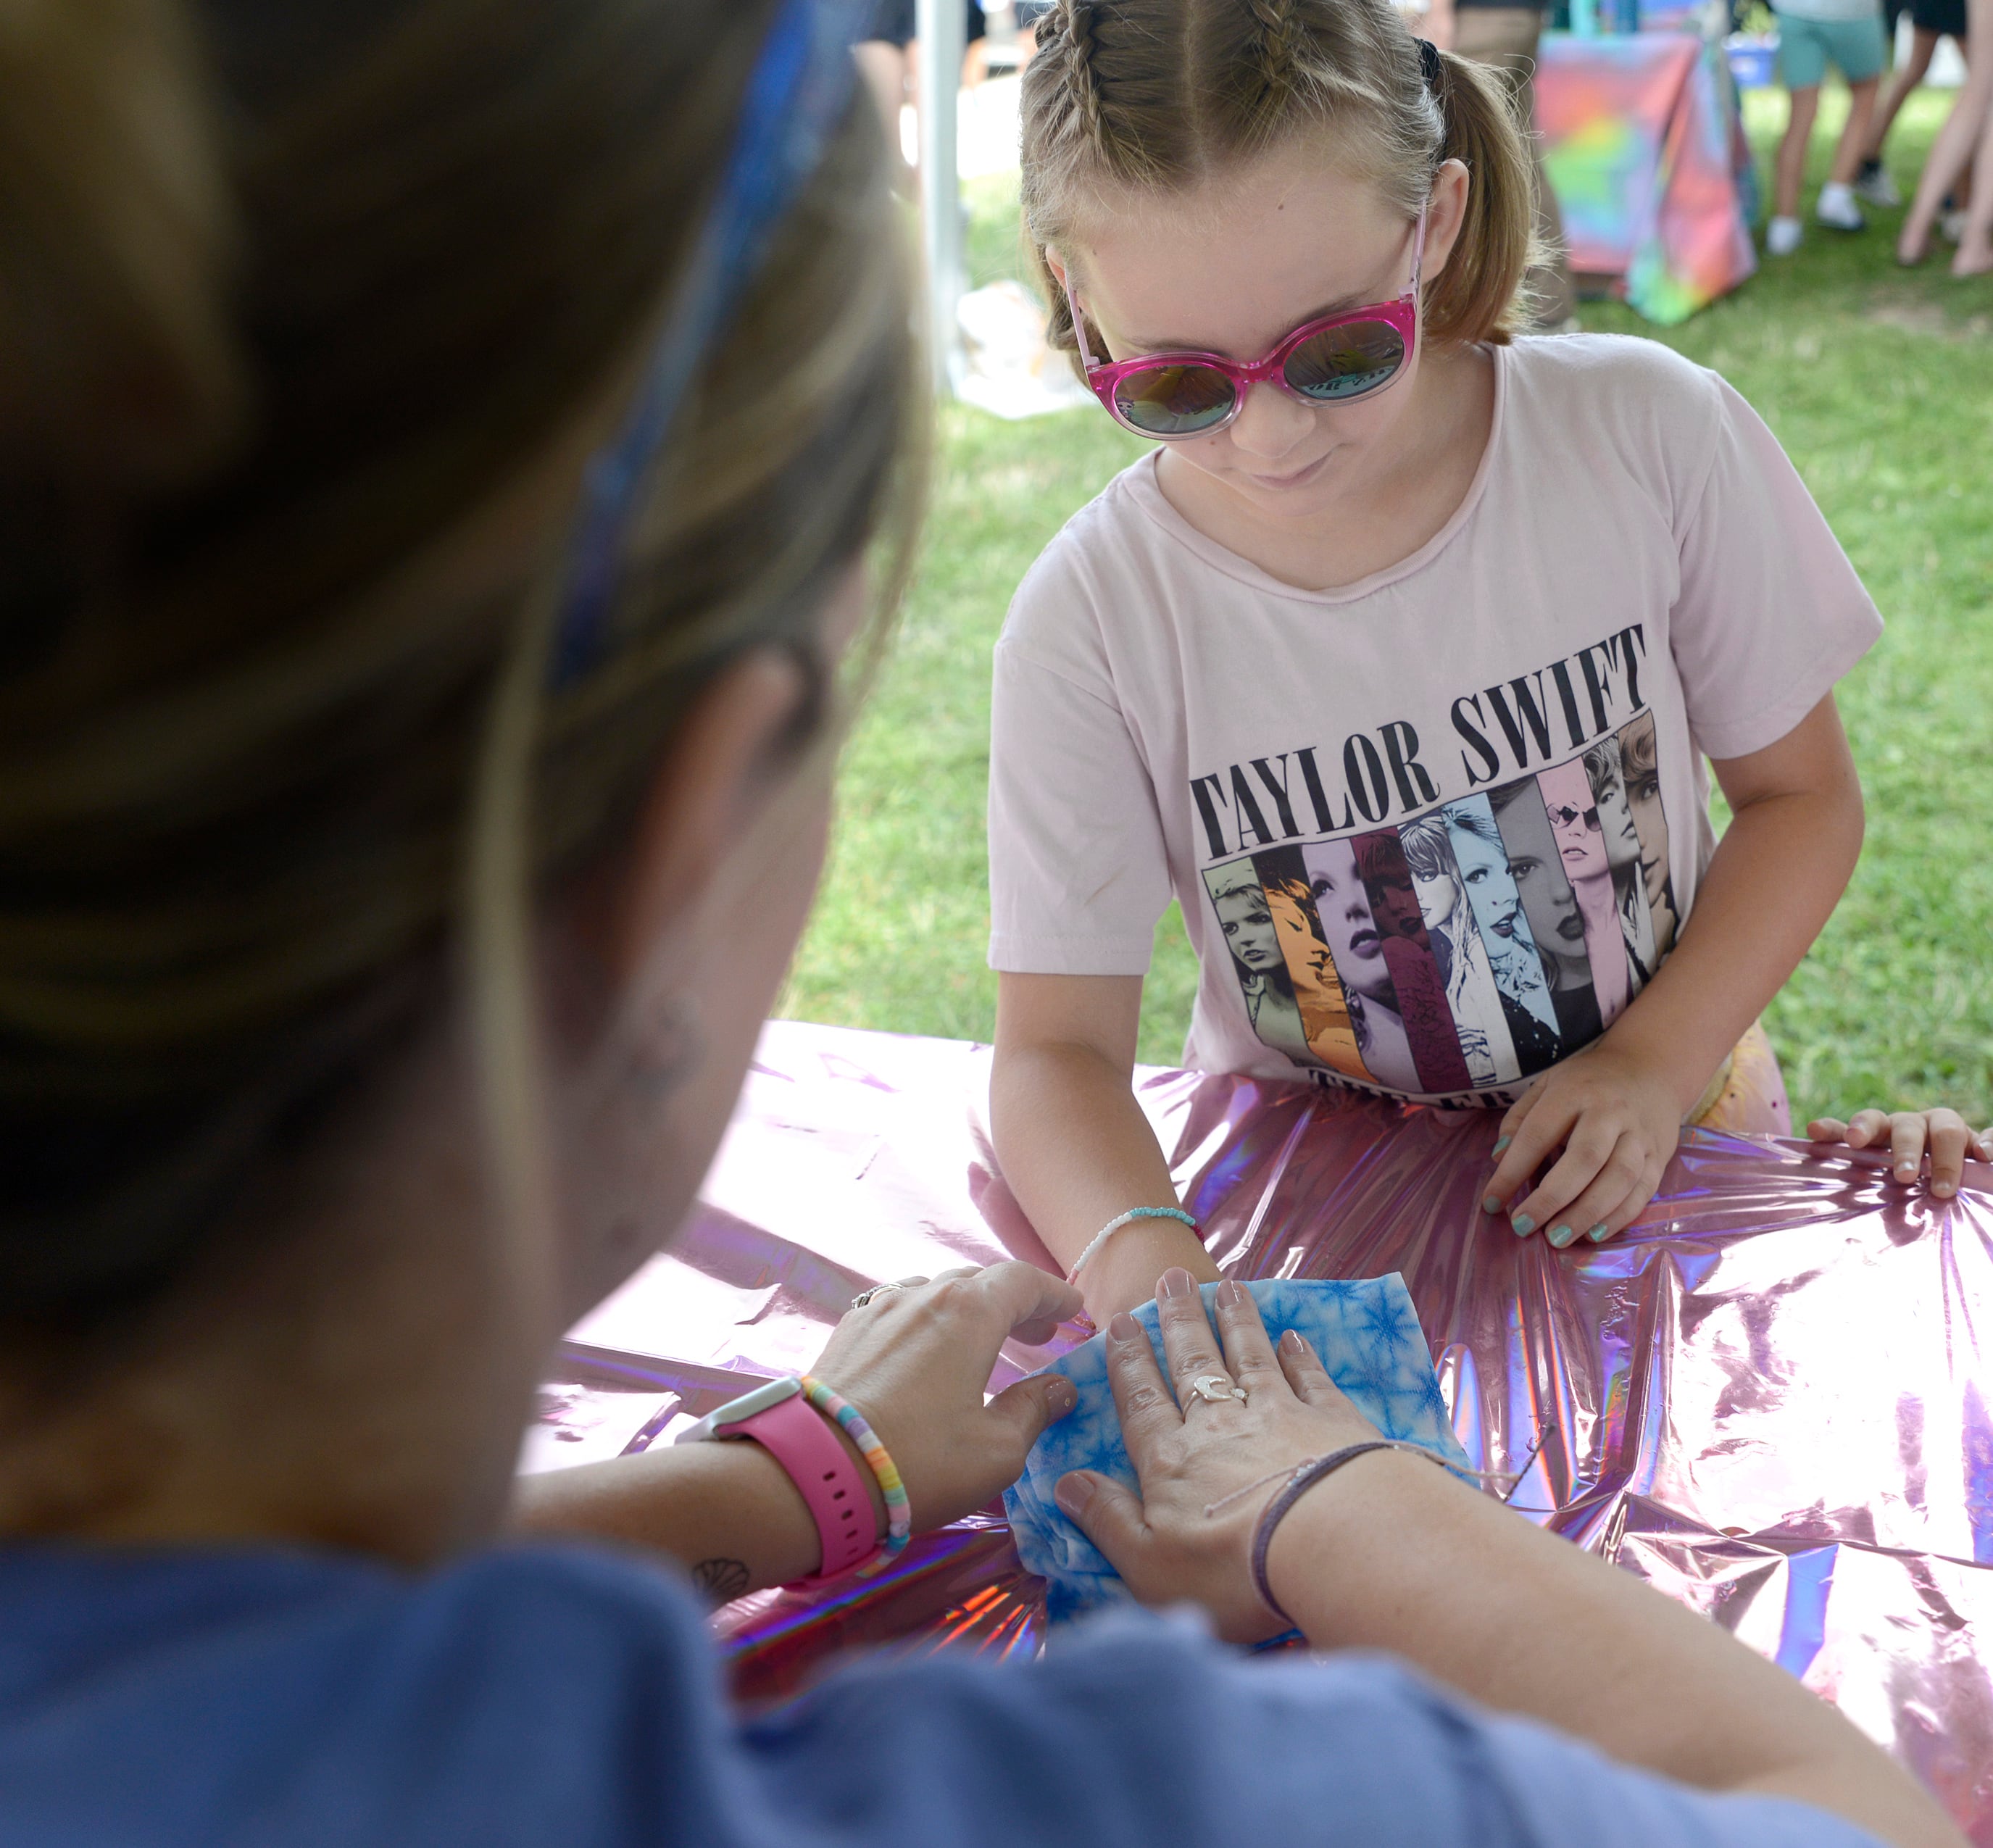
[731,1390,878,1583]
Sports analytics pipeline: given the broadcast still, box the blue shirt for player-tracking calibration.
[0,1542,1882,1848]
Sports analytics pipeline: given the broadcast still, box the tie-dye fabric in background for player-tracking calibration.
[1003,1278,1475,1620]
[1537,30,1757,324]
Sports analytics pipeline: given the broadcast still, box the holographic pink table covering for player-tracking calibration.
[535,1020,1993,1839]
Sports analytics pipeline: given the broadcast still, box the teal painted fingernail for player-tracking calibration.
[1547,1223,1576,1248]
[1586,1223,1610,1243]
[1491,1136,1511,1156]
[1482,1194,1502,1215]
[1511,1214,1535,1236]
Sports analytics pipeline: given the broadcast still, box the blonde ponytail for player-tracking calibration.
[1420,46,1536,344]
[0,0,245,490]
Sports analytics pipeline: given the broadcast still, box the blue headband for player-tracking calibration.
[549,0,870,688]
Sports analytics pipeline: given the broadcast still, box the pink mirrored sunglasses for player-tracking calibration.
[1062,207,1428,440]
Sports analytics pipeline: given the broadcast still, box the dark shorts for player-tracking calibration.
[854,0,985,48]
[1910,0,1965,38]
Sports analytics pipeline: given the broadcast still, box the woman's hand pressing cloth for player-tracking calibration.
[810,1261,1083,1530]
[1054,1270,1402,1641]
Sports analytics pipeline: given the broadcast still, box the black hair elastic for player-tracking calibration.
[1249,1440,1452,1625]
[1417,36,1443,87]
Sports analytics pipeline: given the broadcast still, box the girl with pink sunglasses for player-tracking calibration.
[987,0,1880,1321]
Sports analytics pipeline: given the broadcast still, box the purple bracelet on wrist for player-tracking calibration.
[1249,1440,1452,1625]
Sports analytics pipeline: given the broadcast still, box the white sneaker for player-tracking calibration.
[1815,183,1866,232]
[1852,162,1900,208]
[1941,208,1968,244]
[1767,215,1803,255]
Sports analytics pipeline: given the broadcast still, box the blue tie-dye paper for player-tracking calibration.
[1004,1277,1473,1622]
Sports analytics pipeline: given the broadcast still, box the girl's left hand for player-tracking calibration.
[1806,1107,1993,1199]
[1481,1043,1684,1247]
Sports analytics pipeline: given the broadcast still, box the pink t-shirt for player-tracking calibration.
[987,334,1881,1105]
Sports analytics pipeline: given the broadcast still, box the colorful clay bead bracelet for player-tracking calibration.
[798,1374,911,1565]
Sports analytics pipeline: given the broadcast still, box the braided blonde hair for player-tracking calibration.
[1060,0,1108,150]
[1020,0,1539,361]
[1247,0,1303,106]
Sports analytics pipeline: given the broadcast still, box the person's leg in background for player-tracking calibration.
[855,0,982,202]
[1815,43,1886,230]
[1856,21,1938,201]
[1811,9,1890,225]
[854,38,914,192]
[1819,72,1884,222]
[1882,0,1911,67]
[852,0,918,194]
[1936,13,1974,235]
[1900,0,1993,258]
[1951,65,1993,267]
[1769,13,1825,253]
[962,1,990,86]
[1449,6,1577,328]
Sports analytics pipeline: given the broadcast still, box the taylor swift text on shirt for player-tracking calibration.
[1191,626,1679,1107]
[1190,624,1652,860]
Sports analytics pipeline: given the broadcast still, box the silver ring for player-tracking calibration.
[850,1275,930,1310]
[1184,1373,1249,1409]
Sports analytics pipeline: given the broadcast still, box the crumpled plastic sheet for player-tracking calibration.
[536,1020,1993,1839]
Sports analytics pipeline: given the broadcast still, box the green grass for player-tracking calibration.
[782,88,1993,1124]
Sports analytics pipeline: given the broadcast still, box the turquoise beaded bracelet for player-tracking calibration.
[1067,1205,1200,1283]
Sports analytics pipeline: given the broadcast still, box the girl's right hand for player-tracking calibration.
[1051,1269,1381,1642]
[1807,1107,1993,1199]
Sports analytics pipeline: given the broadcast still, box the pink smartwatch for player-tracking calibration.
[674,1377,878,1583]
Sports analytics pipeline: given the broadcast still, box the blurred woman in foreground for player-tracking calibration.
[0,1,1960,1844]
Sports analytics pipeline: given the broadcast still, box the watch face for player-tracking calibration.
[673,1375,802,1445]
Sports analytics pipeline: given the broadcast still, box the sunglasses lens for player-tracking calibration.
[1285,320,1407,401]
[1111,364,1237,436]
